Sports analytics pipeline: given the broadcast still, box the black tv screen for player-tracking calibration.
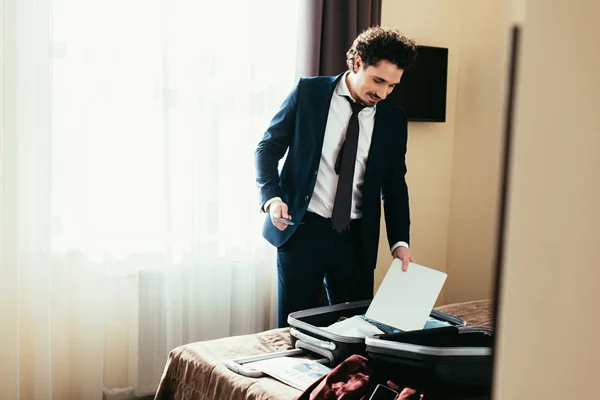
[388,45,449,122]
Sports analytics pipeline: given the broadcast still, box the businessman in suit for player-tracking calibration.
[255,27,418,327]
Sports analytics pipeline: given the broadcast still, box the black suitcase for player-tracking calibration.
[226,300,466,378]
[287,300,466,367]
[365,325,494,391]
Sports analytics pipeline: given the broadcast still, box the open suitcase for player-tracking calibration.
[226,299,466,377]
[287,299,466,366]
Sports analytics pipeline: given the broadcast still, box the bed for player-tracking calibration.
[154,300,493,400]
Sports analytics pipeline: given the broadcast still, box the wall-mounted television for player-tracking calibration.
[388,45,449,122]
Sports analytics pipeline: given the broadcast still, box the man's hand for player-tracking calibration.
[268,200,292,231]
[392,246,415,271]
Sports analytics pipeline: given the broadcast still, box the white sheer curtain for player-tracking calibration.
[0,0,299,398]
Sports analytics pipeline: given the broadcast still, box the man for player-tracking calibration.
[255,27,417,328]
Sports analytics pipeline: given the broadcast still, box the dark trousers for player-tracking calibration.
[276,212,374,328]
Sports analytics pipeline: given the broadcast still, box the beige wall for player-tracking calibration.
[378,1,515,305]
[378,0,464,305]
[494,0,600,397]
[444,1,513,304]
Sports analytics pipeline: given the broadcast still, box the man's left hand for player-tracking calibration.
[392,247,415,271]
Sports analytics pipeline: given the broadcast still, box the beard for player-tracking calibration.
[359,92,380,106]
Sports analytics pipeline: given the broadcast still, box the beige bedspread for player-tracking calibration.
[154,300,493,400]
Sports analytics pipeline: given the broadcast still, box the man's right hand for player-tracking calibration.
[268,200,292,231]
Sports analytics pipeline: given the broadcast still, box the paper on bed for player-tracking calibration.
[365,259,447,332]
[245,357,331,391]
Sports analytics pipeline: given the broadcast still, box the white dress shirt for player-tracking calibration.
[266,72,408,253]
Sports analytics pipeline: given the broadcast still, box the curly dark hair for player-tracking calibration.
[346,26,417,72]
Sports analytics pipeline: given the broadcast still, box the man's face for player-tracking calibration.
[348,56,404,106]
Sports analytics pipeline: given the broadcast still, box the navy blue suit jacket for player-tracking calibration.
[254,74,410,270]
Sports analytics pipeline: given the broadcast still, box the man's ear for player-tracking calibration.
[353,56,363,73]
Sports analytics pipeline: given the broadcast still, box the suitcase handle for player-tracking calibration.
[290,328,337,351]
[226,348,306,378]
[295,340,335,365]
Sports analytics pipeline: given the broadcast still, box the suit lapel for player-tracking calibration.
[310,74,344,153]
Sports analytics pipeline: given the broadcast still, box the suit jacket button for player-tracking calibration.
[305,196,309,201]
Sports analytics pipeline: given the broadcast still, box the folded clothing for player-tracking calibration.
[320,315,384,338]
[321,315,453,338]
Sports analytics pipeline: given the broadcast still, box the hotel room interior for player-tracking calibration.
[1,0,598,399]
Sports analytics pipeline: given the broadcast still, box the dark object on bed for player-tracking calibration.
[366,326,493,391]
[296,353,490,400]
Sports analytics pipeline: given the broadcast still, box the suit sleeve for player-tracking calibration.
[254,80,301,210]
[381,115,410,247]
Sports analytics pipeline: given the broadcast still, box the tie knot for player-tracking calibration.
[345,96,366,114]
